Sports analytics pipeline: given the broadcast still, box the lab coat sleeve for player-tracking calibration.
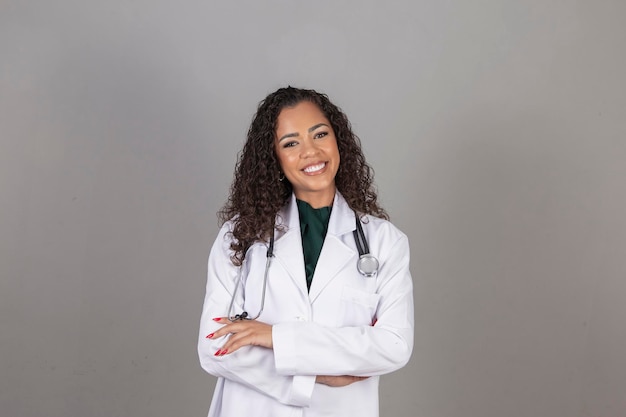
[198,224,316,407]
[273,233,414,377]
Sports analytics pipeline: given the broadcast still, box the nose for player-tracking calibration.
[300,138,319,158]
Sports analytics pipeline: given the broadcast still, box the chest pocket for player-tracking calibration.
[338,286,381,326]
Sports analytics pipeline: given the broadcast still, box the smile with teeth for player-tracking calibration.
[302,162,327,174]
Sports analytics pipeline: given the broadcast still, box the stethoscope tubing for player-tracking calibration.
[227,212,377,321]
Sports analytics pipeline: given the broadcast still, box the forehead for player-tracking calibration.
[275,101,328,132]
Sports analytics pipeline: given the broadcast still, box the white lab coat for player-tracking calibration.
[198,192,414,417]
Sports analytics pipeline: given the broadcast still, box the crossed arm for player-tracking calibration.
[206,317,368,387]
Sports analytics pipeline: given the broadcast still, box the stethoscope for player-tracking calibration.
[227,212,379,321]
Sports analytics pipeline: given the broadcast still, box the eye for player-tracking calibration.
[282,140,298,148]
[314,131,328,139]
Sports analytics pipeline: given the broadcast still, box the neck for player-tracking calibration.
[294,189,335,209]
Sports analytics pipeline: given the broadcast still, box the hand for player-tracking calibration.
[315,375,369,387]
[206,317,273,356]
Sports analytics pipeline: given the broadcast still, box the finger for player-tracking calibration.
[217,326,256,354]
[207,322,240,340]
[212,317,233,324]
[217,323,272,355]
[211,331,242,357]
[208,319,252,344]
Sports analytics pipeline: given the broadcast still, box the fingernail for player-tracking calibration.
[214,350,222,356]
[206,333,214,339]
[212,318,222,322]
[220,349,228,356]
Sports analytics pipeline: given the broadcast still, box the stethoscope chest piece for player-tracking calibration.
[357,254,379,277]
[353,212,379,277]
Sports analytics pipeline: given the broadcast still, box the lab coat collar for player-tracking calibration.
[276,192,355,237]
[273,192,356,302]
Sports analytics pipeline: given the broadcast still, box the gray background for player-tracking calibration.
[1,1,625,416]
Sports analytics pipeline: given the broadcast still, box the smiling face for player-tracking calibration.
[274,100,340,208]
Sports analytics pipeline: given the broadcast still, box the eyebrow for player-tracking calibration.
[278,123,330,143]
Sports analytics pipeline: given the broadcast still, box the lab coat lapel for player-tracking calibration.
[272,196,308,296]
[308,193,356,302]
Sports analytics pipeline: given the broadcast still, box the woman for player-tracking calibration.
[198,87,413,417]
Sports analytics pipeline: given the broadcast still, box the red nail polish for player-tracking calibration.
[220,349,228,355]
[213,318,222,322]
[206,333,214,339]
[214,350,221,356]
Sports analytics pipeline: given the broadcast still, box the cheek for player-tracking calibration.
[329,141,340,163]
[275,153,285,170]
[274,145,285,165]
[276,150,295,172]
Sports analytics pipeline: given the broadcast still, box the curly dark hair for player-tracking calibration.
[218,86,388,266]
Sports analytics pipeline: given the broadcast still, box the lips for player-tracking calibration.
[302,162,327,174]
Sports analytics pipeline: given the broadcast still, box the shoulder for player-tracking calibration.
[360,215,410,259]
[333,192,408,243]
[357,216,412,277]
[218,218,236,238]
[361,215,407,241]
[210,220,236,256]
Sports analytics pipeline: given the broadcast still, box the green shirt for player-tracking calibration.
[296,199,332,291]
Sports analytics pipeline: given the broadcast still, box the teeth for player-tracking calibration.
[304,163,325,173]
